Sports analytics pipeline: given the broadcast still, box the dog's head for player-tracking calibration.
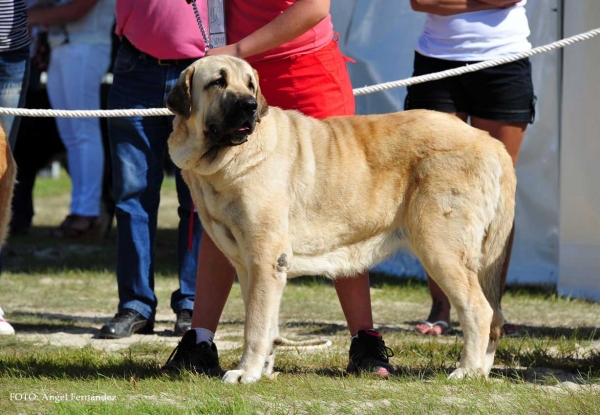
[167,55,269,173]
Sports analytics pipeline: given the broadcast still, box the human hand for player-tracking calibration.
[206,44,242,58]
[477,0,520,7]
[27,6,45,26]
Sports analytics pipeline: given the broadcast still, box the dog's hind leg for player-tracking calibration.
[422,254,492,378]
[408,192,493,378]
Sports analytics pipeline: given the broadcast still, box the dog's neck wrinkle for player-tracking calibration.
[221,122,277,178]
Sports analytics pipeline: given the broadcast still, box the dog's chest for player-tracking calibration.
[193,182,244,262]
[210,220,242,260]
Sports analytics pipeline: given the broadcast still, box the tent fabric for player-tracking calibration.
[330,0,561,284]
[558,1,600,301]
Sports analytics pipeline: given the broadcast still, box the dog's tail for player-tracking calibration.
[478,153,516,342]
[0,122,16,249]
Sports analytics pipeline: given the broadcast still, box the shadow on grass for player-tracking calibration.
[270,365,597,384]
[10,311,189,326]
[7,311,207,339]
[398,322,598,341]
[286,272,429,289]
[5,226,181,275]
[491,366,600,384]
[9,322,97,335]
[0,357,164,380]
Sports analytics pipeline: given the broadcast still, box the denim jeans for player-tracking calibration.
[47,42,110,217]
[0,45,30,274]
[0,45,30,149]
[107,44,202,319]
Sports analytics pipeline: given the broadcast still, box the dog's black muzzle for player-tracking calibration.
[207,95,258,147]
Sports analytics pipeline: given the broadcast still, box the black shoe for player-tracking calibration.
[347,330,394,378]
[174,309,193,336]
[161,329,222,375]
[99,309,154,339]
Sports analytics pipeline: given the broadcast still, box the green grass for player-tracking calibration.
[0,173,599,414]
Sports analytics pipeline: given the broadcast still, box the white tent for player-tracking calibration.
[558,1,600,301]
[330,0,600,300]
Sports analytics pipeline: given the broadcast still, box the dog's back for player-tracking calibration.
[0,122,16,248]
[275,109,514,278]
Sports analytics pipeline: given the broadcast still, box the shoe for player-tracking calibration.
[347,330,394,378]
[500,322,520,337]
[174,309,193,336]
[415,320,450,336]
[99,309,154,339]
[162,329,222,375]
[0,307,15,335]
[50,214,98,238]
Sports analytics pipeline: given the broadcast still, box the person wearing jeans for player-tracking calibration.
[0,46,30,149]
[99,1,205,339]
[28,0,115,238]
[0,0,30,334]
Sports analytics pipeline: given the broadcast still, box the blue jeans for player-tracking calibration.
[47,42,110,217]
[107,43,202,319]
[0,45,30,149]
[0,45,29,274]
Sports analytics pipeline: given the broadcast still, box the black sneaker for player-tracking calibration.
[174,309,193,336]
[162,329,222,376]
[99,309,154,339]
[347,330,394,378]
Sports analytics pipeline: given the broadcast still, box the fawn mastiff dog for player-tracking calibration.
[0,122,16,248]
[167,55,516,384]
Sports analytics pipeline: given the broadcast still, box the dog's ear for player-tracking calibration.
[253,69,269,120]
[167,65,196,118]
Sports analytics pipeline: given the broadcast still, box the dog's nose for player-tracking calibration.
[237,97,257,113]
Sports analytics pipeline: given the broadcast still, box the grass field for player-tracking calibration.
[0,172,599,414]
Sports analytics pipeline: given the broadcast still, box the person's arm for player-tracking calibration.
[206,0,330,58]
[27,0,99,27]
[409,0,518,16]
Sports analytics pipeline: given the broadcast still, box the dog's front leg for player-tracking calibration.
[222,256,288,384]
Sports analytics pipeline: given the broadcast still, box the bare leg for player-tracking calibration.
[193,237,375,340]
[334,270,374,335]
[471,118,525,310]
[415,276,452,335]
[191,232,237,333]
[470,118,526,166]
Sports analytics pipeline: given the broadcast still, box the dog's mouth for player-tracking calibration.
[207,119,255,148]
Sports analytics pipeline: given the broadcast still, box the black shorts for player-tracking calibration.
[404,52,536,124]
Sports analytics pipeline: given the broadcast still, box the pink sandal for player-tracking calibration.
[415,320,449,336]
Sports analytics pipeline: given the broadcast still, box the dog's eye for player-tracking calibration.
[248,82,255,92]
[208,78,226,88]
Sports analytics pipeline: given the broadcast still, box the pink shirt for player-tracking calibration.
[226,0,334,64]
[115,0,208,60]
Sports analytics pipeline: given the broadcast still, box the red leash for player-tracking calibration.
[188,202,195,251]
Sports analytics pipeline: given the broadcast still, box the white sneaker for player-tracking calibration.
[0,306,15,335]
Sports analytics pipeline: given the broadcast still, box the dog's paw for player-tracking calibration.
[222,369,245,383]
[222,369,262,384]
[448,367,484,380]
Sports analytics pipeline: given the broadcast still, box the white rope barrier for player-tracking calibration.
[0,107,173,118]
[353,26,600,96]
[0,27,598,118]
